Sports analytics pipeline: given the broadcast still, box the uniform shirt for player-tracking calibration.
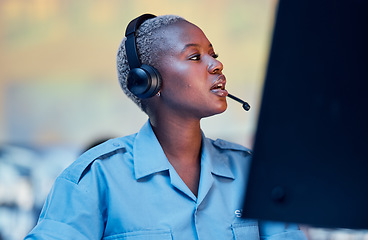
[25,120,307,240]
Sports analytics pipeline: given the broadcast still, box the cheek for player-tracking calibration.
[160,62,193,89]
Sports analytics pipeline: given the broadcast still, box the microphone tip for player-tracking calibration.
[242,103,251,111]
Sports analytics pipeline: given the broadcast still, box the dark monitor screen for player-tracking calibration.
[242,0,368,229]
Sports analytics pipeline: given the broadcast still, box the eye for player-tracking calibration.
[212,53,219,59]
[189,54,201,61]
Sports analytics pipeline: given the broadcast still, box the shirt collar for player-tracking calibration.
[133,120,170,180]
[201,134,235,180]
[133,120,235,180]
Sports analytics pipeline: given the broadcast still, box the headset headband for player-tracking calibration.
[125,14,156,69]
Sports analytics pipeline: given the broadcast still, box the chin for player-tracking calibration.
[216,106,227,115]
[218,101,228,113]
[204,104,227,118]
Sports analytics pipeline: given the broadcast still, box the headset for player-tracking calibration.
[125,13,162,99]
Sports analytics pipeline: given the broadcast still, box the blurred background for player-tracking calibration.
[0,0,275,148]
[1,0,367,240]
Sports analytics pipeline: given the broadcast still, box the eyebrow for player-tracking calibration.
[181,43,213,53]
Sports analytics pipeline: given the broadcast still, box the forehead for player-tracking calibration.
[156,21,212,52]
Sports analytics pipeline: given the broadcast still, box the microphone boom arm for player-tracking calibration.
[227,93,251,111]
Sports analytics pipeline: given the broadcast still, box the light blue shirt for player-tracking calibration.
[25,120,306,240]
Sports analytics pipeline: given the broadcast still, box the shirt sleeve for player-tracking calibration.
[25,219,90,240]
[24,176,105,240]
[259,221,308,240]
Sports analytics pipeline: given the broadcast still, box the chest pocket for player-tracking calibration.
[103,229,172,240]
[232,221,260,240]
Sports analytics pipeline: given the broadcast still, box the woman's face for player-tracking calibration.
[155,21,228,119]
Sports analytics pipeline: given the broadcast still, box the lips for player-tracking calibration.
[210,75,228,97]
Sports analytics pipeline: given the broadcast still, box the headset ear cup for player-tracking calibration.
[141,64,162,97]
[127,64,162,99]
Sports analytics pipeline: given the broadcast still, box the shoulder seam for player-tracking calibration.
[212,138,252,154]
[59,142,127,184]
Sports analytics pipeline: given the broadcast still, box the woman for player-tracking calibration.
[25,14,306,240]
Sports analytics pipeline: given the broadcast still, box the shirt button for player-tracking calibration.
[113,142,120,147]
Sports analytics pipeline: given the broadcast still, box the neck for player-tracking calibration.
[147,101,205,196]
[150,115,202,197]
[150,116,202,164]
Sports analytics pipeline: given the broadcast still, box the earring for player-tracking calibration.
[156,91,161,97]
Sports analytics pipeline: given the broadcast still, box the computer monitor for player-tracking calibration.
[242,0,368,229]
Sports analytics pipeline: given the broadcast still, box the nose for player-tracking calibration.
[207,57,223,74]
